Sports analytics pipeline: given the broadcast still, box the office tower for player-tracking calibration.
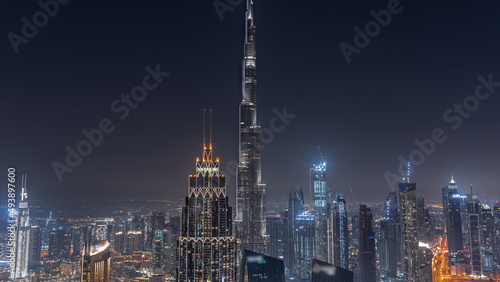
[127,215,145,250]
[417,243,432,282]
[168,216,181,235]
[349,215,358,275]
[177,140,236,281]
[29,225,42,267]
[481,204,494,255]
[81,228,111,282]
[399,178,419,281]
[236,0,268,257]
[67,225,84,258]
[328,193,349,268]
[379,219,398,281]
[13,175,30,279]
[385,191,402,270]
[416,196,426,242]
[423,208,435,245]
[152,229,166,273]
[466,192,483,277]
[357,205,377,282]
[113,231,125,254]
[379,191,402,280]
[163,228,178,276]
[294,210,315,280]
[311,162,328,262]
[285,187,305,277]
[240,250,285,282]
[311,258,354,282]
[149,212,166,271]
[146,212,165,251]
[266,216,285,259]
[493,202,500,264]
[442,176,465,263]
[49,230,67,259]
[125,231,142,253]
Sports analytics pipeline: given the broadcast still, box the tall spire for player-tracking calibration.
[246,0,254,30]
[201,110,213,162]
[21,174,28,202]
[403,162,411,183]
[450,173,456,184]
[237,0,268,256]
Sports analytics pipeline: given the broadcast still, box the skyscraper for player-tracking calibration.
[29,225,42,267]
[240,250,286,282]
[378,219,398,281]
[13,174,30,279]
[81,225,111,282]
[481,204,494,256]
[399,178,419,281]
[294,210,315,280]
[493,202,500,264]
[236,0,268,256]
[177,140,236,281]
[285,187,305,277]
[357,205,377,282]
[466,192,482,277]
[328,193,349,269]
[442,176,465,263]
[311,162,328,262]
[379,191,401,280]
[266,215,285,260]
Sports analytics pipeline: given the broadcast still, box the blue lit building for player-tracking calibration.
[285,187,305,279]
[311,162,328,262]
[294,211,315,280]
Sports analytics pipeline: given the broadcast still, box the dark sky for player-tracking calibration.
[1,0,500,205]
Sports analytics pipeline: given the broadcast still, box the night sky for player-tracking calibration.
[1,0,500,204]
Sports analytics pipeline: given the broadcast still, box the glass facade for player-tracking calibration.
[240,250,285,282]
[312,258,354,282]
[311,162,328,262]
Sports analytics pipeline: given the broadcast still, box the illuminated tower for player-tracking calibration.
[328,192,349,269]
[493,202,500,264]
[399,176,419,282]
[294,211,315,280]
[14,174,30,279]
[442,176,465,263]
[466,190,482,277]
[311,162,328,261]
[81,225,111,282]
[236,0,268,256]
[285,187,304,277]
[379,191,400,280]
[178,139,236,281]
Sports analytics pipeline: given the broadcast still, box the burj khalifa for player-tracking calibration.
[236,0,268,255]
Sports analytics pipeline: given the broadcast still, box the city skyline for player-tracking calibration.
[2,1,500,204]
